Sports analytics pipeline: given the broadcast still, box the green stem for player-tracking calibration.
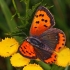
[25,0,30,25]
[0,0,17,32]
[12,0,24,25]
[6,58,13,70]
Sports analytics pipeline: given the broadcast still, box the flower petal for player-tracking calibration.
[0,37,19,57]
[55,47,70,67]
[23,64,43,70]
[10,53,30,67]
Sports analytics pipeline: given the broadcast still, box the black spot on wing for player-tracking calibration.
[26,51,31,55]
[24,46,26,49]
[63,39,65,41]
[41,14,44,17]
[62,43,64,45]
[39,14,42,16]
[41,19,48,23]
[62,35,65,37]
[41,19,44,21]
[44,25,48,27]
[45,20,47,22]
[20,47,25,53]
[35,15,38,17]
[36,6,55,26]
[36,21,39,24]
[39,14,44,17]
[34,27,37,28]
[58,47,61,50]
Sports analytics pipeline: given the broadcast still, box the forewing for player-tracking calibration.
[18,41,37,59]
[30,6,55,36]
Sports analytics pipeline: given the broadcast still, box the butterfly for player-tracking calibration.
[18,6,66,64]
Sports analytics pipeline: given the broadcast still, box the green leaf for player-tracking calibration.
[0,0,22,41]
[27,1,42,21]
[0,0,17,32]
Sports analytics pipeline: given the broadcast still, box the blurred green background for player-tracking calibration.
[0,0,70,70]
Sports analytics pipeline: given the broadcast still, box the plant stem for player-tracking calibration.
[12,0,24,25]
[25,0,30,26]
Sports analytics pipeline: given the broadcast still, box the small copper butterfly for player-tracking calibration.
[18,6,66,64]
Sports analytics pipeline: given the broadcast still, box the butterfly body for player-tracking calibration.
[19,6,66,64]
[26,36,43,48]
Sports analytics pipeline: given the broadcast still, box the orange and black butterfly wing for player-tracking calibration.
[34,47,56,64]
[39,28,66,52]
[18,41,37,59]
[35,28,66,63]
[30,6,55,36]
